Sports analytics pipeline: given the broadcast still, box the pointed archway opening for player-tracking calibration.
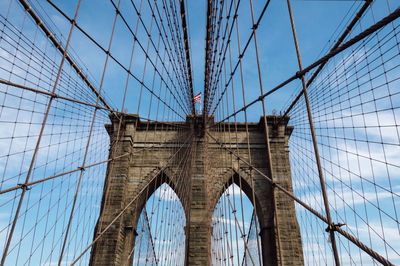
[211,183,262,265]
[131,183,186,265]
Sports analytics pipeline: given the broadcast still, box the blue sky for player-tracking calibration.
[11,0,394,118]
[21,0,392,119]
[0,0,399,265]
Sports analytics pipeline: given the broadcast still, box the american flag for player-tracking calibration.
[193,92,201,103]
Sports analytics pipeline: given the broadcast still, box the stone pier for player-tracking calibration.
[89,114,304,265]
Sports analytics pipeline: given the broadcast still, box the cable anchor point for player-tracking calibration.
[18,184,31,191]
[325,222,345,232]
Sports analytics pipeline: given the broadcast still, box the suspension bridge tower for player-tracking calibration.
[89,114,304,265]
[1,0,399,265]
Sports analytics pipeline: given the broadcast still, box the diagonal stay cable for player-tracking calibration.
[0,139,187,195]
[206,131,394,266]
[144,204,159,265]
[70,133,193,265]
[125,140,192,264]
[46,0,189,117]
[178,0,195,114]
[213,7,400,126]
[285,0,340,263]
[150,0,192,109]
[280,0,372,121]
[18,0,113,111]
[0,1,83,264]
[209,0,270,115]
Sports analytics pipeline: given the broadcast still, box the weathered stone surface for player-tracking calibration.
[90,114,303,265]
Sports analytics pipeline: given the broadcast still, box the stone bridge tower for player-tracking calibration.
[89,114,304,265]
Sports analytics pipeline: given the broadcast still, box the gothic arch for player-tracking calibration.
[121,168,187,265]
[132,168,188,221]
[210,167,278,265]
[211,168,272,229]
[91,115,303,265]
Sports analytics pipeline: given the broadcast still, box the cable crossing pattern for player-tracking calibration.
[0,0,399,265]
